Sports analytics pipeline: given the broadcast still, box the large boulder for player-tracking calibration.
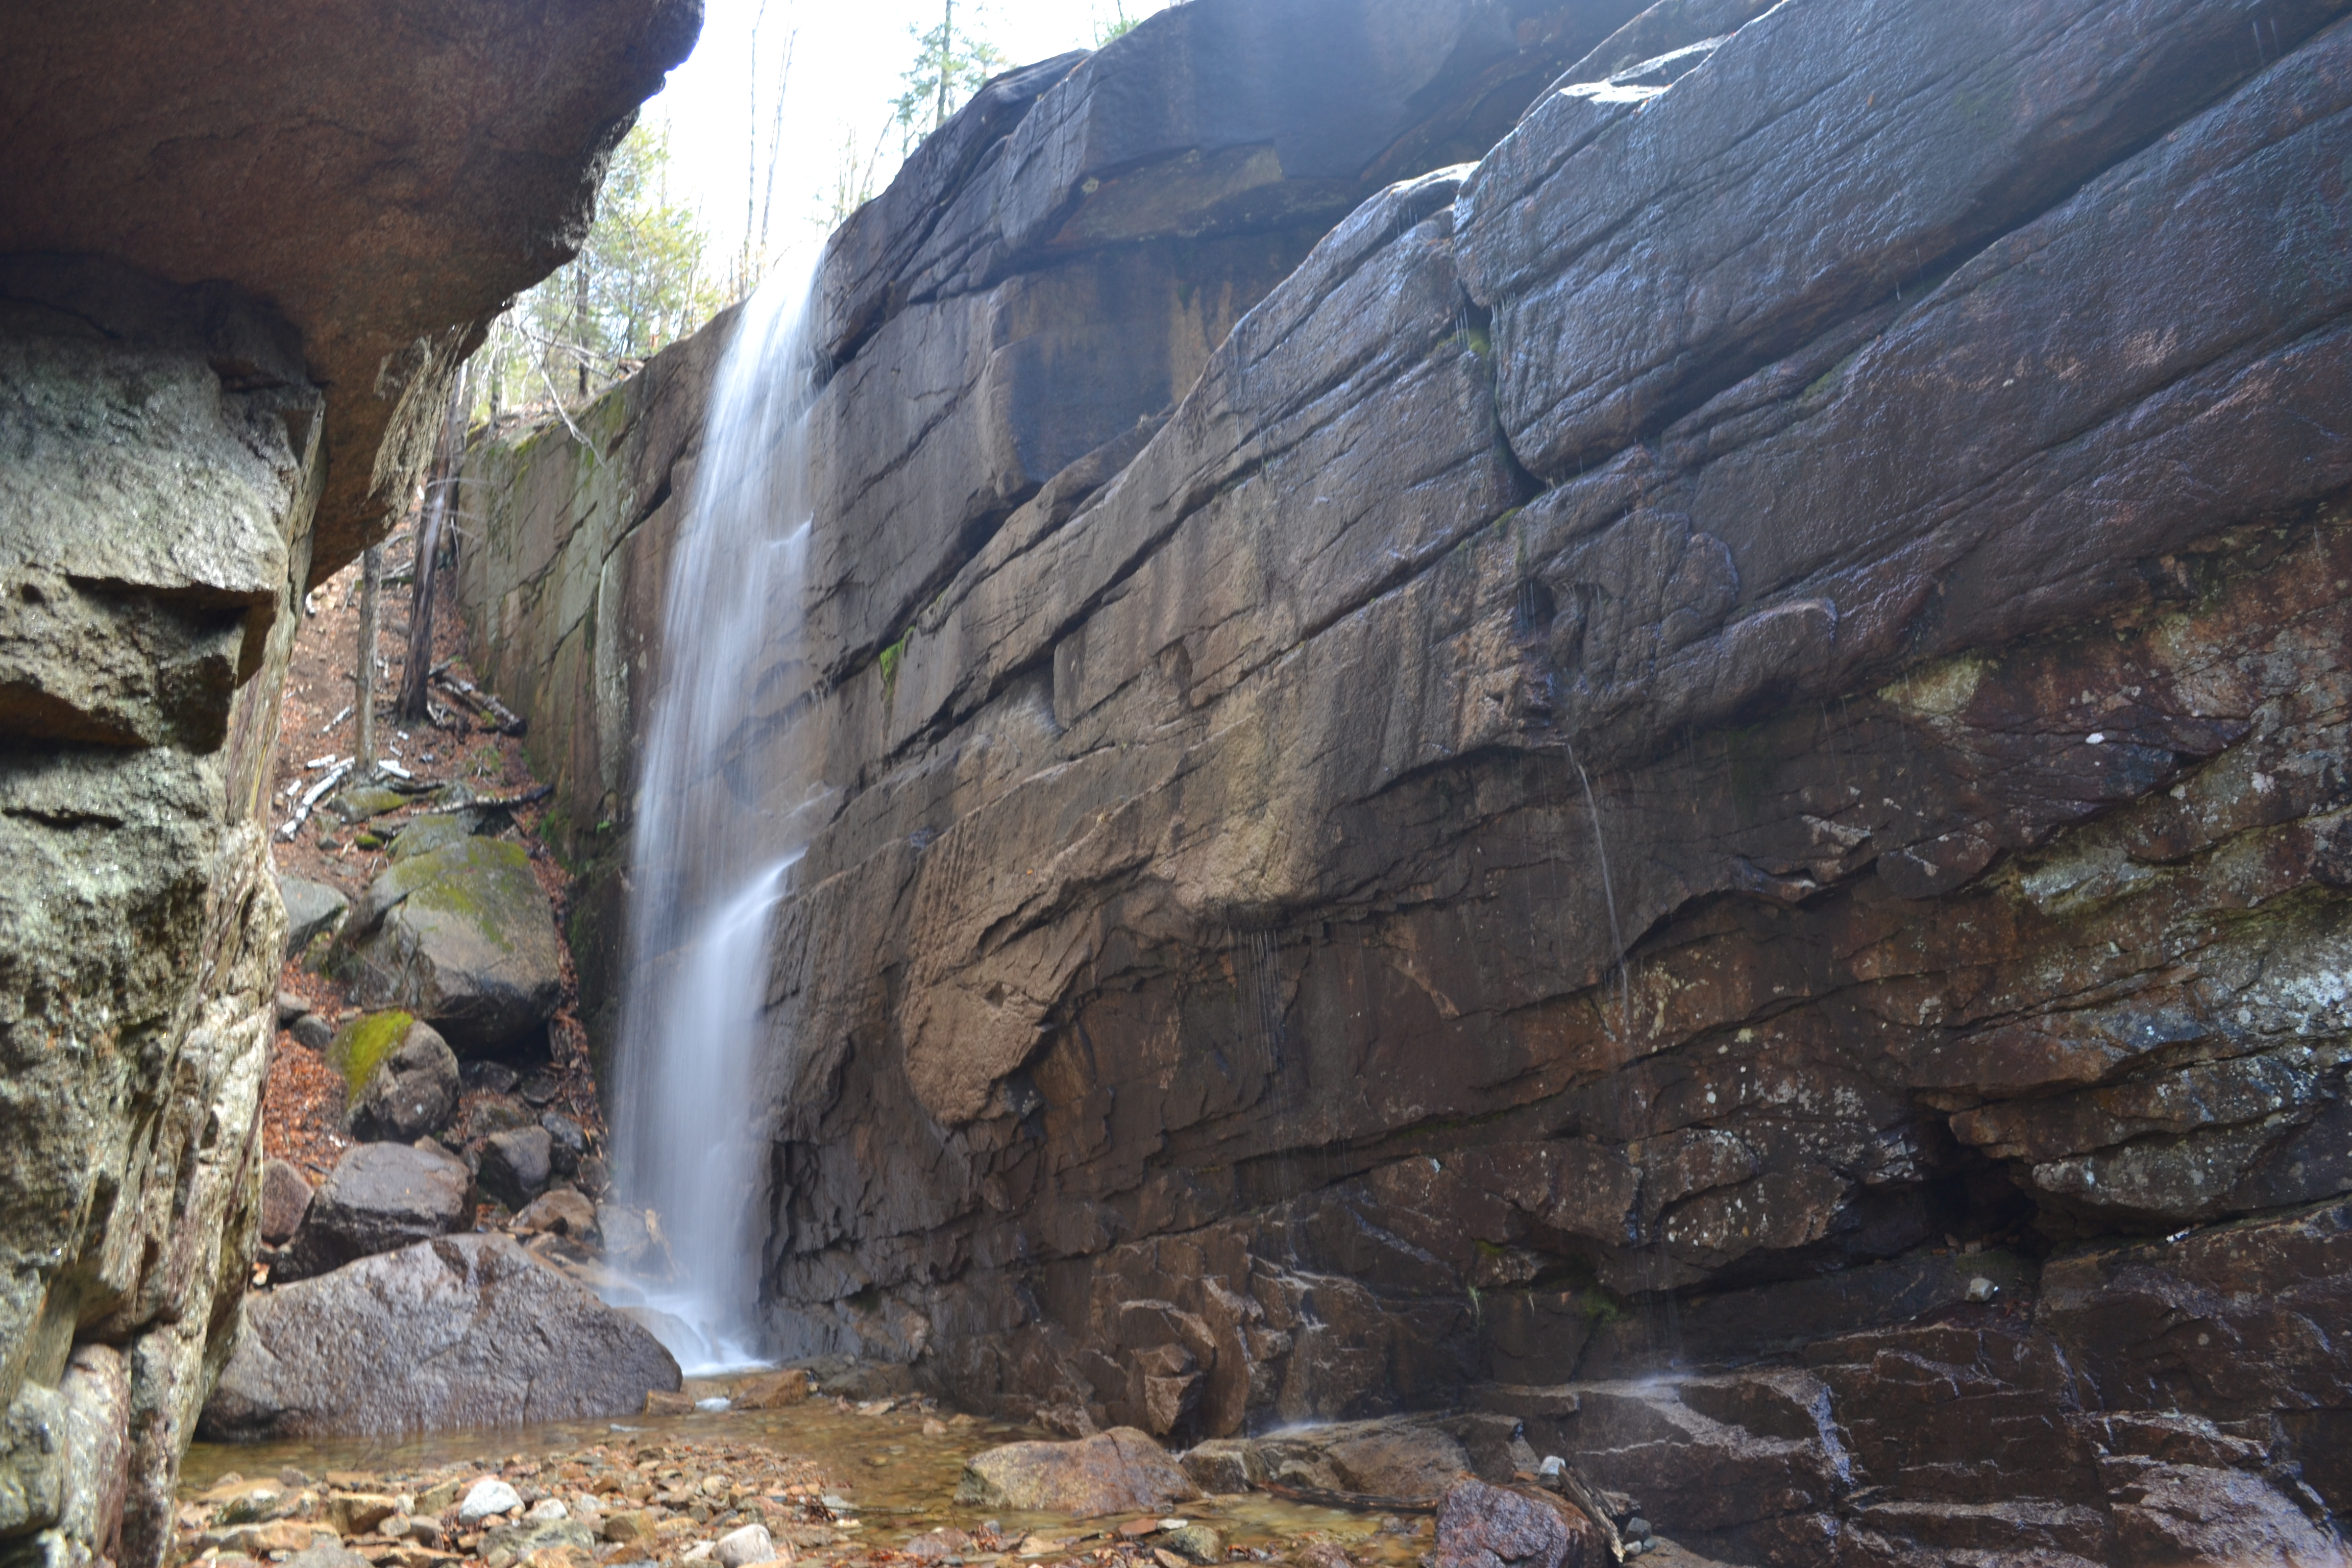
[344,1018,461,1142]
[332,839,564,1054]
[279,877,348,958]
[275,1142,471,1284]
[201,1234,683,1440]
[257,1161,315,1248]
[1431,1480,1604,1568]
[955,1429,1200,1517]
[477,1127,553,1211]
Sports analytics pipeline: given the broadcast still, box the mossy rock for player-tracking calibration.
[329,786,408,824]
[388,812,476,863]
[326,1010,416,1093]
[332,838,562,1054]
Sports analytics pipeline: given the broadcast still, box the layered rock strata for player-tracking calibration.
[460,0,2352,1558]
[0,3,696,1561]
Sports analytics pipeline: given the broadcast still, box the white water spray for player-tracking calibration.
[610,261,823,1373]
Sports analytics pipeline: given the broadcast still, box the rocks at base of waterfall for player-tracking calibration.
[478,1126,553,1210]
[275,1142,470,1284]
[480,1515,598,1568]
[513,1188,599,1244]
[258,1161,315,1248]
[540,1111,589,1178]
[733,1369,813,1409]
[1181,1417,1509,1501]
[955,1429,1200,1517]
[713,1523,777,1568]
[1260,1423,1473,1499]
[200,1233,683,1441]
[330,838,564,1054]
[1178,1440,1262,1496]
[597,1204,672,1277]
[1159,1526,1222,1565]
[458,1479,523,1524]
[280,876,349,959]
[345,1019,460,1142]
[281,1540,371,1568]
[1431,1479,1607,1568]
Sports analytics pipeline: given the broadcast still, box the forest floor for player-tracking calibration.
[260,504,604,1184]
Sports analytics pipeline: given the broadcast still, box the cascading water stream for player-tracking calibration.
[609,260,824,1374]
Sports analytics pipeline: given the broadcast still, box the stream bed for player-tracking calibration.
[177,1374,1435,1568]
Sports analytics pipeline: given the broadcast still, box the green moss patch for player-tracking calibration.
[327,1010,413,1092]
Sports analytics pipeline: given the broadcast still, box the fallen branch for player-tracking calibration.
[430,670,526,736]
[276,759,353,841]
[409,783,553,818]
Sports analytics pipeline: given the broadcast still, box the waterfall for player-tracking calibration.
[609,261,822,1374]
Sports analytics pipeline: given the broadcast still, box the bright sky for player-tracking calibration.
[643,0,1171,275]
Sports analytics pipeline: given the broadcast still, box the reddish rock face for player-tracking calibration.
[459,0,2352,1558]
[0,0,701,579]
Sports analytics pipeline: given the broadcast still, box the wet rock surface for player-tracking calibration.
[201,1234,681,1441]
[454,0,2352,1558]
[957,1428,1200,1517]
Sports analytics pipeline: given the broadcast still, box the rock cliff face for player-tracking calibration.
[462,0,2352,1558]
[0,7,696,1565]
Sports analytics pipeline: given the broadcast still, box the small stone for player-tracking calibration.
[1623,1518,1651,1542]
[732,1370,811,1410]
[460,1479,524,1524]
[243,1522,331,1556]
[1161,1526,1221,1564]
[713,1524,777,1568]
[514,1189,599,1244]
[645,1391,696,1417]
[293,1014,336,1052]
[415,1480,462,1516]
[479,1126,553,1209]
[540,1112,588,1177]
[1295,1545,1351,1568]
[527,1499,568,1521]
[464,1061,523,1095]
[278,991,313,1026]
[1965,1276,1997,1303]
[327,1493,400,1535]
[1178,1441,1260,1497]
[282,1539,372,1568]
[574,1155,612,1198]
[601,1511,658,1546]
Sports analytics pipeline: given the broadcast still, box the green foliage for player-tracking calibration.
[1092,0,1165,43]
[877,633,909,700]
[329,1011,415,1094]
[478,121,723,418]
[891,2,1009,155]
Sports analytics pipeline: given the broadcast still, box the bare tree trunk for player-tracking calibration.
[356,544,382,775]
[936,0,953,129]
[398,370,469,721]
[574,263,592,398]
